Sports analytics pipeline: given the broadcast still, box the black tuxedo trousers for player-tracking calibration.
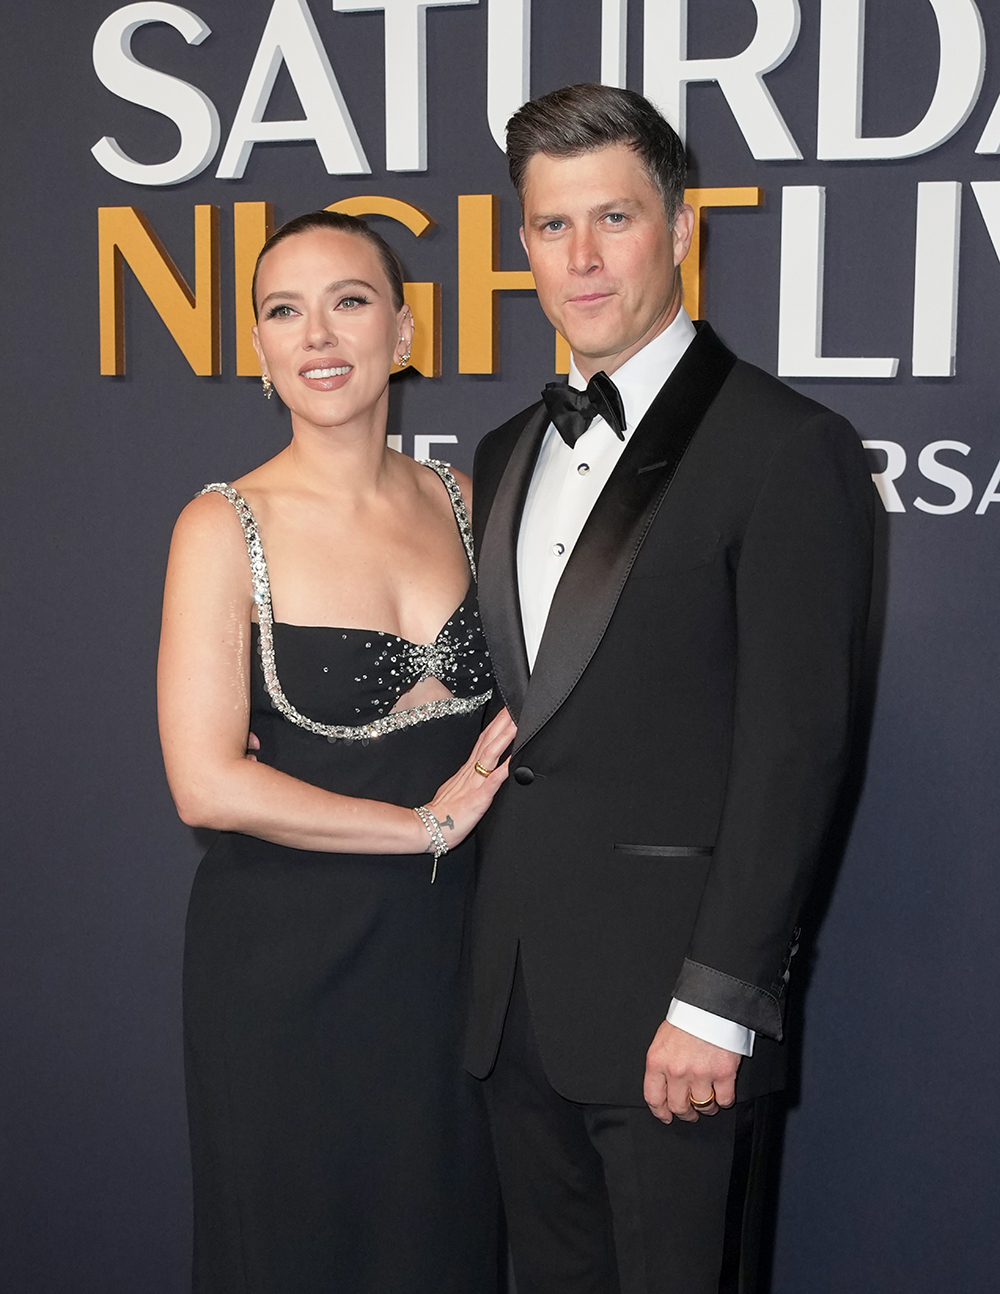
[466,323,875,1108]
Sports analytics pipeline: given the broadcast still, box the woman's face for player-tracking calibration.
[252,227,411,433]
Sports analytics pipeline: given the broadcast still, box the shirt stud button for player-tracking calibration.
[577,463,590,475]
[552,542,565,556]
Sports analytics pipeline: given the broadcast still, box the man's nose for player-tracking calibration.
[567,229,602,275]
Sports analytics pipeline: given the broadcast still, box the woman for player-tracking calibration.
[158,210,513,1293]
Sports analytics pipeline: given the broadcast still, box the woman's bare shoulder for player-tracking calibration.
[173,487,245,542]
[167,490,254,593]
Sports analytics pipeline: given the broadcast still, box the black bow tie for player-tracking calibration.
[541,371,626,448]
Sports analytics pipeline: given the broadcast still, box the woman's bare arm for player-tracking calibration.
[157,493,512,854]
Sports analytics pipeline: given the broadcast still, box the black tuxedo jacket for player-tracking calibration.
[464,321,875,1105]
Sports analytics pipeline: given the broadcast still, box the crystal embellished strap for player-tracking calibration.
[200,483,272,608]
[198,482,490,743]
[421,460,477,581]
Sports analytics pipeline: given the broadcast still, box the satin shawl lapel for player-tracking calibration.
[477,402,550,720]
[514,322,736,754]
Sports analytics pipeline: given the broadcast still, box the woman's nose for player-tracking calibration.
[304,308,338,348]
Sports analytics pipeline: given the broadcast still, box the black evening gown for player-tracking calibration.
[183,464,502,1293]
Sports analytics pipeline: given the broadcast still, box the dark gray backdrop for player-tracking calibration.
[3,2,998,1290]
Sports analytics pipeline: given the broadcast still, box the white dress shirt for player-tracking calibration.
[516,307,754,1058]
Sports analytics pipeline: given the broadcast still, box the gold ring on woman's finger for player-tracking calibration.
[689,1088,716,1110]
[474,761,492,777]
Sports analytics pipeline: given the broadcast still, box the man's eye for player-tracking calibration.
[605,212,627,225]
[544,220,564,233]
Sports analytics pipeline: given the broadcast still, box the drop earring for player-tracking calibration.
[262,374,273,400]
[397,338,411,366]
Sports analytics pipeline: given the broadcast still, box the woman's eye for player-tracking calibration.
[265,303,295,319]
[337,295,371,309]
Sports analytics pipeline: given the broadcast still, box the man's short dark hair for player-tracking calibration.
[506,83,687,223]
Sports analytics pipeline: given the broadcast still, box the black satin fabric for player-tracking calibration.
[183,624,501,1294]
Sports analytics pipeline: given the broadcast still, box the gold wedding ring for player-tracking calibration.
[689,1088,717,1110]
[474,761,492,777]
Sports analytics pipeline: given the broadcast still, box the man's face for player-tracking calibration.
[520,143,693,380]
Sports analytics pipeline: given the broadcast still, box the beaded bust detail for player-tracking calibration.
[200,462,493,742]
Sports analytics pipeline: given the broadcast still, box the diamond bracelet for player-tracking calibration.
[413,805,449,883]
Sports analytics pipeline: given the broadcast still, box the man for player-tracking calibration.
[466,84,874,1293]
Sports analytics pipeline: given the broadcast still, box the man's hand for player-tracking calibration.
[643,1020,742,1124]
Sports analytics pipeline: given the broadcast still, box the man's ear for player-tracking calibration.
[519,225,528,256]
[671,203,695,267]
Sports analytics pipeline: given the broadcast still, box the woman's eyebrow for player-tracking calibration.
[258,279,381,311]
[257,288,302,311]
[323,278,381,295]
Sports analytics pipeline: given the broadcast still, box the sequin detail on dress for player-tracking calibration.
[200,462,492,742]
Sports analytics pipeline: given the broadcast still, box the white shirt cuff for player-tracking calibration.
[666,998,755,1057]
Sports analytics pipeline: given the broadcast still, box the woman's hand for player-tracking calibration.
[422,708,516,851]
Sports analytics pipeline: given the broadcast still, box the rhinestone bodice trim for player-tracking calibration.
[200,462,492,742]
